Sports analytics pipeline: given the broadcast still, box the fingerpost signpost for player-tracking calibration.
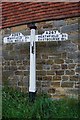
[3,24,68,102]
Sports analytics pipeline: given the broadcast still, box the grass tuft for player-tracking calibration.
[2,87,79,119]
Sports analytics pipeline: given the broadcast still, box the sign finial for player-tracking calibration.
[27,23,37,30]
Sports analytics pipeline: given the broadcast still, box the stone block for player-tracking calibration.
[36,64,42,70]
[18,80,24,86]
[17,54,27,61]
[61,52,67,58]
[41,54,48,59]
[52,52,61,58]
[68,51,80,59]
[5,44,13,51]
[54,59,64,64]
[46,41,60,48]
[63,42,78,52]
[9,65,17,71]
[46,71,55,75]
[16,87,22,92]
[13,44,21,51]
[56,70,64,75]
[37,76,42,80]
[61,82,74,87]
[20,87,28,93]
[46,60,53,65]
[22,76,29,87]
[16,60,22,65]
[61,23,78,33]
[23,60,29,65]
[8,78,17,87]
[15,70,23,75]
[48,56,55,60]
[48,88,55,94]
[75,66,80,73]
[74,58,80,63]
[36,59,46,64]
[12,75,19,82]
[55,87,65,95]
[2,51,10,60]
[66,88,79,95]
[17,86,28,93]
[52,64,61,70]
[61,64,67,69]
[36,87,41,93]
[71,39,79,45]
[65,59,73,63]
[17,65,26,70]
[11,25,27,32]
[20,49,28,55]
[36,70,46,76]
[3,65,10,70]
[23,71,29,76]
[36,53,41,59]
[25,65,30,71]
[43,22,53,28]
[37,21,53,29]
[53,20,66,27]
[65,18,78,25]
[70,75,79,81]
[65,70,75,75]
[62,75,69,81]
[51,81,60,87]
[10,60,16,65]
[36,81,41,87]
[43,65,51,70]
[75,82,80,88]
[42,76,52,81]
[2,70,13,83]
[37,42,46,48]
[41,87,49,93]
[53,75,61,81]
[69,33,78,41]
[19,44,29,54]
[68,64,76,69]
[41,81,50,87]
[3,28,11,34]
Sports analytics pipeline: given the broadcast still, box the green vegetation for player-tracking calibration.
[0,87,2,119]
[2,87,79,119]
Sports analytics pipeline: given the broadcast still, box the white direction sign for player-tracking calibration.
[3,32,30,43]
[37,31,68,42]
[3,30,68,43]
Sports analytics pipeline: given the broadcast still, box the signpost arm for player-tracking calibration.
[28,23,37,102]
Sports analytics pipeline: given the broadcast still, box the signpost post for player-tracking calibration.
[28,24,37,102]
[3,25,68,102]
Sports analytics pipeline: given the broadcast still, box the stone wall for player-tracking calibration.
[2,17,80,99]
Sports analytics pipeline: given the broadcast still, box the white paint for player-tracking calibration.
[29,29,36,92]
[3,30,68,43]
[3,32,26,43]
